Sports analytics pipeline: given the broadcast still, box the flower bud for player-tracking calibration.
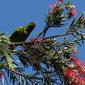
[58,0,63,5]
[69,8,77,17]
[49,4,56,14]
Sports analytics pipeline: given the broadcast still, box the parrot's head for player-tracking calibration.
[26,22,36,29]
[16,22,36,33]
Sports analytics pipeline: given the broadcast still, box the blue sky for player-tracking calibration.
[0,0,85,62]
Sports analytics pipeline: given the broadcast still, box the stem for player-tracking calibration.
[44,32,72,39]
[37,25,50,37]
[11,32,72,46]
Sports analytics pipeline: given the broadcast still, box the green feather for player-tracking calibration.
[10,22,36,42]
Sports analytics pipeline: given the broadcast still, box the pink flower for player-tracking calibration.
[58,0,63,5]
[49,4,56,14]
[69,8,77,17]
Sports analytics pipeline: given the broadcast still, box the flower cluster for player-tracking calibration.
[49,0,77,16]
[71,57,85,75]
[49,0,64,15]
[64,68,85,85]
[64,57,85,85]
[46,0,77,28]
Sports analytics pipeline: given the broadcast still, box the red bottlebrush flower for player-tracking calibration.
[58,0,63,5]
[77,76,85,85]
[64,68,77,78]
[69,8,77,17]
[49,4,56,14]
[71,57,85,76]
[64,68,85,85]
[70,76,85,85]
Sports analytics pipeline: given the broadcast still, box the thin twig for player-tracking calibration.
[11,32,72,46]
[44,32,72,39]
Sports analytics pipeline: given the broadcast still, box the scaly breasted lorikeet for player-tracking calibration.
[10,22,36,42]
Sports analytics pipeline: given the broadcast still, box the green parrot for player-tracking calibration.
[10,22,36,42]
